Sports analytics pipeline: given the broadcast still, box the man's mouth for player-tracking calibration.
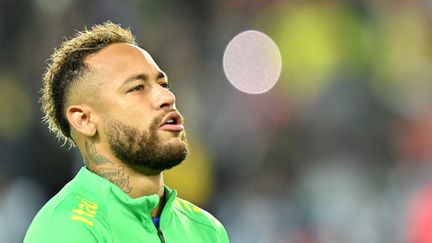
[159,111,184,132]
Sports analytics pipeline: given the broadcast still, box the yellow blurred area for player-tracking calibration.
[258,1,432,113]
[163,135,214,206]
[0,72,33,141]
[260,2,367,102]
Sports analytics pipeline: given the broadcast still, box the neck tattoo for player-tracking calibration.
[83,140,133,194]
[94,164,132,193]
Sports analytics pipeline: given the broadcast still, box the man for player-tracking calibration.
[24,22,229,243]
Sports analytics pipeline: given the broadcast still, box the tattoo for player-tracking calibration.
[95,165,132,193]
[83,141,132,194]
[84,141,111,165]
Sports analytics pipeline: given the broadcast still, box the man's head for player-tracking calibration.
[41,22,188,173]
[41,22,137,143]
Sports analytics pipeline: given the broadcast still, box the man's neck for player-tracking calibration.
[81,140,165,217]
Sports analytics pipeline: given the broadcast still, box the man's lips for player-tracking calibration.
[159,111,184,132]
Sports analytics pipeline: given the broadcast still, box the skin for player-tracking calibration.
[65,43,185,217]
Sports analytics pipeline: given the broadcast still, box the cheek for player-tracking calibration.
[103,102,160,131]
[129,115,160,132]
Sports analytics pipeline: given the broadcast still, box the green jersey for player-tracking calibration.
[24,167,229,243]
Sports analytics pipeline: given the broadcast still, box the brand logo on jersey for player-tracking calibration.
[71,196,98,227]
[175,198,202,213]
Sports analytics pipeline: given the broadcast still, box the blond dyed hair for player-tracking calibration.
[41,22,137,146]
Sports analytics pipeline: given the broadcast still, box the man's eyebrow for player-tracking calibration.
[122,71,167,85]
[122,73,149,85]
[157,71,167,80]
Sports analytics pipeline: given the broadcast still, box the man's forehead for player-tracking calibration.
[85,43,157,69]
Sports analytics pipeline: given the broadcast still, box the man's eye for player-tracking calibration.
[128,85,144,92]
[160,83,170,90]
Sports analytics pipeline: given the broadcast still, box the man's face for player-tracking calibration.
[85,43,188,173]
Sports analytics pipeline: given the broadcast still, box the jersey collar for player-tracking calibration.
[77,167,177,226]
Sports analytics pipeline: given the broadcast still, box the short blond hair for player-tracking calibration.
[41,22,137,145]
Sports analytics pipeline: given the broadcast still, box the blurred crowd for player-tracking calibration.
[2,0,432,242]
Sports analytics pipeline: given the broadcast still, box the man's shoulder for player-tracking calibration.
[172,197,225,232]
[24,182,110,242]
[33,179,108,223]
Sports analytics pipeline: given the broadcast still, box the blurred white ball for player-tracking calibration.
[223,30,282,94]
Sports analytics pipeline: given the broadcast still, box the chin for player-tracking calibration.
[166,138,187,149]
[170,135,188,149]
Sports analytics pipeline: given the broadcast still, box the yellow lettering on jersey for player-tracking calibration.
[71,215,94,227]
[72,208,95,218]
[191,205,202,213]
[175,199,181,207]
[71,196,98,227]
[176,198,202,214]
[181,200,191,211]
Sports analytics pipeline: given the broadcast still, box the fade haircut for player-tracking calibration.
[41,22,137,146]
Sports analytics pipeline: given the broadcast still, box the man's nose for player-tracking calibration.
[153,85,176,111]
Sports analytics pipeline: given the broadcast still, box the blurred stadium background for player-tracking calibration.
[1,0,432,242]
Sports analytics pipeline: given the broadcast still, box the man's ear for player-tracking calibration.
[66,105,97,137]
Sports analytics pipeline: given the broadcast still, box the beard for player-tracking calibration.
[104,115,188,175]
